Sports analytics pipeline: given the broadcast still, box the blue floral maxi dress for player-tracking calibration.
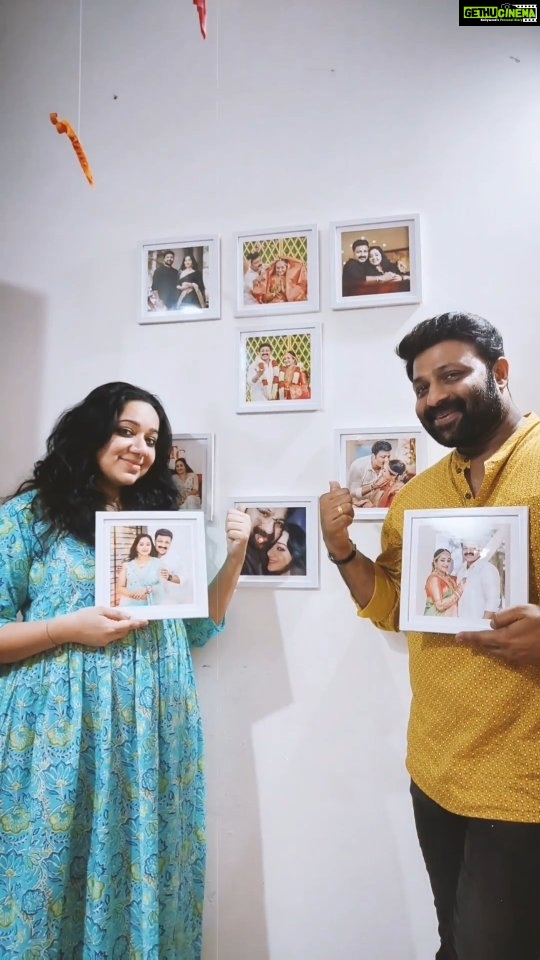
[0,493,222,958]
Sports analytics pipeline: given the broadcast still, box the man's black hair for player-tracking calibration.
[396,312,504,381]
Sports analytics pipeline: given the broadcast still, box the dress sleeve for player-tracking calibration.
[184,617,225,648]
[0,497,34,628]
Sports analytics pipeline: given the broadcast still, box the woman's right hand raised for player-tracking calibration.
[52,607,149,649]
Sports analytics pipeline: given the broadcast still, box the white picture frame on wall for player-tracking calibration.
[140,235,220,323]
[237,320,322,414]
[231,496,319,589]
[331,214,421,310]
[235,223,319,317]
[169,433,215,520]
[336,426,425,520]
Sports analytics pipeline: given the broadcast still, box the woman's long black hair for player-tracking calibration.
[7,382,178,546]
[267,521,307,576]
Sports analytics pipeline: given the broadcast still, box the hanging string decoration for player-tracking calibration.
[49,112,95,186]
[193,0,207,38]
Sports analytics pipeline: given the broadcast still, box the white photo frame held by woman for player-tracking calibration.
[331,214,421,310]
[238,320,322,414]
[399,507,529,635]
[95,511,209,619]
[140,235,220,324]
[230,496,319,589]
[235,224,319,317]
[336,426,425,521]
[169,433,214,519]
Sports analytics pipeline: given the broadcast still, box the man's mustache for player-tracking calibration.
[424,400,466,424]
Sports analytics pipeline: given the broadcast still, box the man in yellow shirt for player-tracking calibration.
[320,312,540,960]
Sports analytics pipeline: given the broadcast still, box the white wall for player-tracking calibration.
[1,1,539,957]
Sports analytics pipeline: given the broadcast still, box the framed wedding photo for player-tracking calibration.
[231,496,319,589]
[331,214,421,310]
[140,235,220,324]
[95,511,209,619]
[336,427,424,521]
[235,224,319,317]
[237,320,322,414]
[169,433,215,519]
[399,507,529,635]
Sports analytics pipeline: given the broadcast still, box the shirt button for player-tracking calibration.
[465,492,472,500]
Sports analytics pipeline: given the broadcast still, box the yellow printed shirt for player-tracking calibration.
[359,414,540,822]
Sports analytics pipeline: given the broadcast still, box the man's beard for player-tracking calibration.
[251,526,275,550]
[418,370,505,451]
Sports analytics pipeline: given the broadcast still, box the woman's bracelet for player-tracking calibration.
[45,621,59,649]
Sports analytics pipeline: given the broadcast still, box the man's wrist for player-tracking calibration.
[327,540,357,566]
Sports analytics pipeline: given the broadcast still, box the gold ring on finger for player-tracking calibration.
[337,505,343,516]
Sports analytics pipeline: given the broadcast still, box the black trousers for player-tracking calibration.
[410,780,540,960]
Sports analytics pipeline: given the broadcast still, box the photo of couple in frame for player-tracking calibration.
[233,497,319,589]
[95,511,209,619]
[399,507,529,635]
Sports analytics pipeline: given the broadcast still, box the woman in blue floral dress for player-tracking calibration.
[0,382,250,959]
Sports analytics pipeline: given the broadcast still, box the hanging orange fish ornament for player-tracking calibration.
[193,0,207,38]
[49,112,95,187]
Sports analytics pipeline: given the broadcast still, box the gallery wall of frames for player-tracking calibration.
[138,213,422,592]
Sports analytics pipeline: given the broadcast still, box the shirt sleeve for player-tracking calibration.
[0,498,34,628]
[355,505,404,631]
[184,616,225,648]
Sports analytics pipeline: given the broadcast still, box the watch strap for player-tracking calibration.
[327,541,357,566]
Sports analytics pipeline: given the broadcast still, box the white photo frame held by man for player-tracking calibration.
[95,511,209,619]
[331,214,421,310]
[235,224,319,318]
[399,507,529,635]
[336,426,425,521]
[140,235,220,324]
[230,496,319,588]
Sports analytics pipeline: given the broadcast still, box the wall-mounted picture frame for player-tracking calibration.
[169,433,214,519]
[336,427,425,520]
[140,235,220,324]
[231,496,319,589]
[95,511,209,619]
[399,507,529,635]
[235,224,319,317]
[238,320,322,414]
[331,214,421,310]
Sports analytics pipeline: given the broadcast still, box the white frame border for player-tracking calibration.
[336,426,425,521]
[231,496,319,589]
[95,510,209,619]
[234,223,319,317]
[399,506,529,635]
[140,234,220,324]
[331,213,421,310]
[237,319,322,415]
